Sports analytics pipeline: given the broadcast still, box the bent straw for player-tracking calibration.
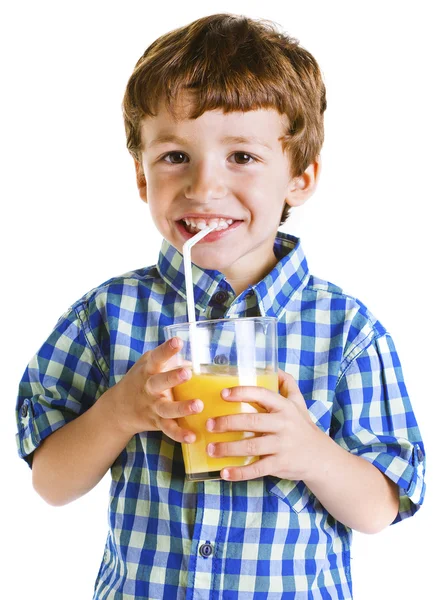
[182,225,217,372]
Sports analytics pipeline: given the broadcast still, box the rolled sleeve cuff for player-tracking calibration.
[352,441,426,523]
[16,397,71,467]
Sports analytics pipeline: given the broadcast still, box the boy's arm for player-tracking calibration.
[301,429,400,533]
[32,339,202,506]
[32,389,132,506]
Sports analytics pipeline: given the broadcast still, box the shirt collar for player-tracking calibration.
[254,232,310,318]
[156,231,310,318]
[157,240,225,312]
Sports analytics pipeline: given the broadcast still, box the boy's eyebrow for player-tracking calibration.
[147,134,272,150]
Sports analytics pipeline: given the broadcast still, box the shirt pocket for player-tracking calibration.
[265,477,312,513]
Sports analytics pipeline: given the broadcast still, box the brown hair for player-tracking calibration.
[122,13,326,224]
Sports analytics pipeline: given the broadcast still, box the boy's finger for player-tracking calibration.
[220,456,274,482]
[220,385,282,412]
[156,398,204,420]
[140,337,183,369]
[278,369,302,399]
[207,411,278,434]
[208,433,278,459]
[160,418,197,444]
[146,366,192,395]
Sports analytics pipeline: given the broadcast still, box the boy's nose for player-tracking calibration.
[184,164,227,202]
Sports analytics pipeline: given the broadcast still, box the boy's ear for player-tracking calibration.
[285,157,321,207]
[134,159,147,203]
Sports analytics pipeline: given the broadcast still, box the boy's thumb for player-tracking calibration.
[278,369,304,402]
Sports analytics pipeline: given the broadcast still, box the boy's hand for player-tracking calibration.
[104,338,201,443]
[205,369,323,482]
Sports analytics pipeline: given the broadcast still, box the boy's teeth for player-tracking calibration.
[183,217,235,231]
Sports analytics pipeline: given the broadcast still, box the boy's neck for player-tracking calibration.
[223,250,279,297]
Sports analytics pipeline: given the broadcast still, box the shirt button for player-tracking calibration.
[245,289,255,298]
[212,290,228,304]
[199,543,213,558]
[417,446,424,462]
[213,354,229,365]
[21,404,28,418]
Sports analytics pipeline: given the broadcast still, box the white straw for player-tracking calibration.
[182,225,217,373]
[182,226,217,323]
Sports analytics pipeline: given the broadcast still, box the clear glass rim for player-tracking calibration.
[164,316,277,334]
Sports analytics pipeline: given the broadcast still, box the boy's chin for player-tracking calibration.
[191,255,230,273]
[190,247,240,273]
[168,236,234,272]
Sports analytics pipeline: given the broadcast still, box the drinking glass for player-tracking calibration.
[164,317,278,481]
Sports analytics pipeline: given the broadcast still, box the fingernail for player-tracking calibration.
[184,434,195,443]
[191,400,201,413]
[221,388,230,398]
[170,337,179,349]
[206,418,214,431]
[207,443,215,456]
[179,368,189,380]
[222,469,230,480]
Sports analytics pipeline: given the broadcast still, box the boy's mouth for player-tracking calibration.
[178,216,240,234]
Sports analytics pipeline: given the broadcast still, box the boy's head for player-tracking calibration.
[122,14,326,291]
[123,13,326,225]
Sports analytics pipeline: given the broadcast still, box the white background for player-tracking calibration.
[1,1,437,598]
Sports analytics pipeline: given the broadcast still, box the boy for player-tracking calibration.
[16,13,425,599]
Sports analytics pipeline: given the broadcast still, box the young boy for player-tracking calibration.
[16,13,425,599]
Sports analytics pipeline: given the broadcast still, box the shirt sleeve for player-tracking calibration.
[332,332,425,523]
[15,303,109,467]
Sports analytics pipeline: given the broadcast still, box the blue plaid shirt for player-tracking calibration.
[16,232,425,599]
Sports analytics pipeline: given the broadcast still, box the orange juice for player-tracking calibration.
[173,368,278,480]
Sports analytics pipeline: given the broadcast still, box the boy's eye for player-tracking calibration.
[163,152,188,164]
[232,152,256,165]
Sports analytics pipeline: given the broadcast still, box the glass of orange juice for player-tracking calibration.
[164,317,278,481]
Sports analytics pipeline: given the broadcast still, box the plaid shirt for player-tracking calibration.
[16,232,425,599]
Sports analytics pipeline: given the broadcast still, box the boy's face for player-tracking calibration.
[136,93,319,293]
